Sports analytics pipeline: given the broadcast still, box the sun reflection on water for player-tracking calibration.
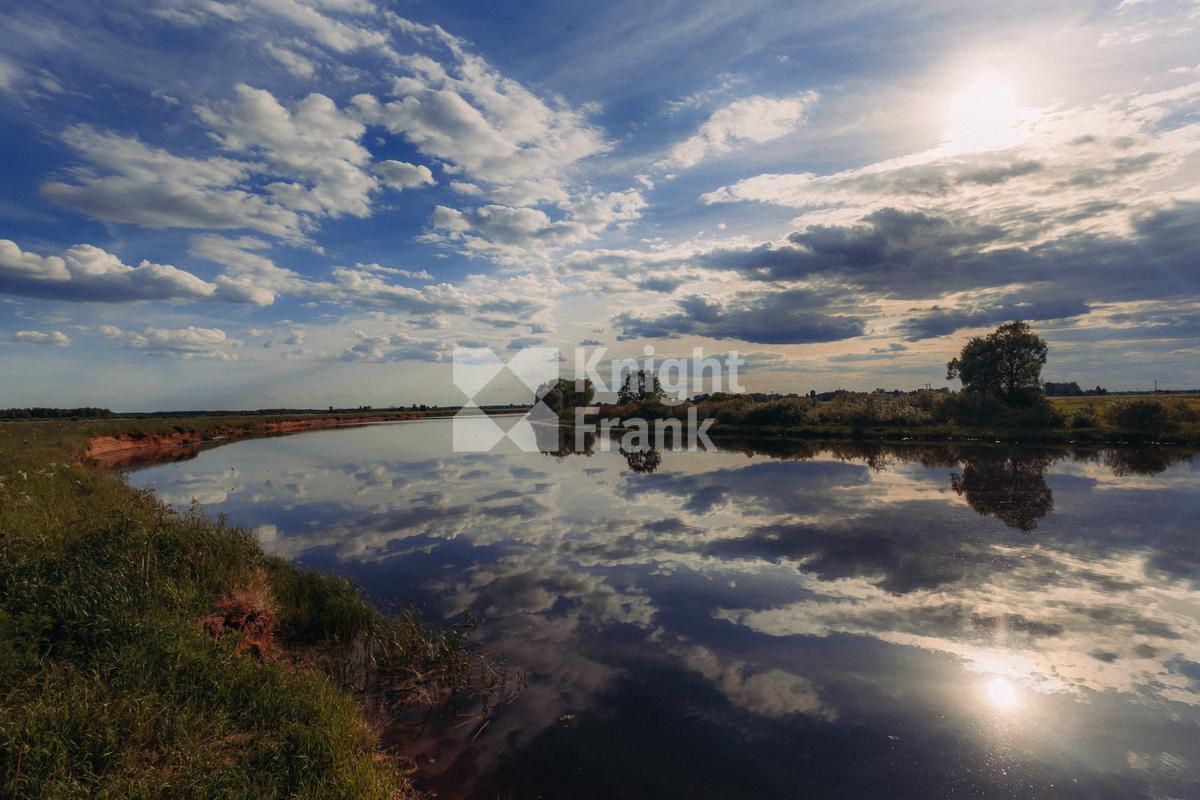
[984,677,1021,713]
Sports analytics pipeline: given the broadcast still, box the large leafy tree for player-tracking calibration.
[536,378,595,415]
[617,369,667,405]
[946,320,1048,404]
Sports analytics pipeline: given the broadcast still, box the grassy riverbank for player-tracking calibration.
[605,393,1200,446]
[0,417,475,799]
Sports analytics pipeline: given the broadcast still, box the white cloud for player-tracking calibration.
[658,92,818,170]
[47,84,389,242]
[373,159,435,189]
[339,329,448,362]
[0,56,62,99]
[316,265,472,313]
[702,84,1200,244]
[0,57,22,94]
[198,84,377,220]
[449,180,484,197]
[351,49,610,206]
[99,324,241,360]
[188,234,472,313]
[253,0,394,55]
[0,238,218,303]
[426,188,646,262]
[357,262,434,280]
[675,645,833,720]
[10,329,70,346]
[264,42,318,78]
[188,234,305,305]
[42,125,303,239]
[151,0,392,56]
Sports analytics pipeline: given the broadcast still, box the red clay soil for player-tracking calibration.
[81,415,426,467]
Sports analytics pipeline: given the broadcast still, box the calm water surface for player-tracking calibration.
[129,418,1200,799]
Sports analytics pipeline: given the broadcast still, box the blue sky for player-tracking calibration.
[1,0,1199,409]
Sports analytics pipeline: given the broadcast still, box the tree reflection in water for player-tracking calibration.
[619,447,662,473]
[951,453,1056,532]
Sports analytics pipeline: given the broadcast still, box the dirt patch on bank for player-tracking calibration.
[81,415,427,468]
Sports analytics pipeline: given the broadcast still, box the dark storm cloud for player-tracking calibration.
[635,275,689,293]
[479,297,545,316]
[614,288,867,345]
[696,203,1200,306]
[899,294,1091,340]
[957,159,1045,186]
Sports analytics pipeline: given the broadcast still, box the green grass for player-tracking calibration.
[659,393,1200,445]
[1049,393,1200,416]
[0,418,477,799]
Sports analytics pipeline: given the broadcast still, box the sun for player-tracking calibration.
[945,78,1024,153]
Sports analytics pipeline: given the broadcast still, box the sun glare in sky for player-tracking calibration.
[946,78,1025,153]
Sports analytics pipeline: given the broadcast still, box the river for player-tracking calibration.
[128,417,1200,799]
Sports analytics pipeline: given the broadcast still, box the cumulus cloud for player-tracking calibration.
[373,159,435,190]
[339,329,447,362]
[315,265,472,313]
[350,49,610,206]
[9,329,70,346]
[426,189,645,261]
[99,324,241,360]
[0,238,217,303]
[42,125,303,238]
[189,234,471,312]
[188,234,304,305]
[46,84,396,242]
[197,84,377,220]
[658,92,818,170]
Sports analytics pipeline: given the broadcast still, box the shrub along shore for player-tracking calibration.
[0,413,495,799]
[625,392,1200,446]
[580,324,1200,447]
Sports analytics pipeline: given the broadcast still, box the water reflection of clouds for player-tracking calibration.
[129,426,1200,797]
[716,543,1200,703]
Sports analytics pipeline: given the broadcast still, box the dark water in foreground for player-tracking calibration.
[128,418,1200,799]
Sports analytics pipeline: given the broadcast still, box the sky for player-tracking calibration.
[1,0,1198,410]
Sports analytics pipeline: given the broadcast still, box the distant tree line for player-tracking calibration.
[1044,381,1108,397]
[1,407,114,420]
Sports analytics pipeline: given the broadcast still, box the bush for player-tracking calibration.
[1103,399,1174,437]
[743,398,810,426]
[1168,400,1199,424]
[936,392,1062,428]
[1070,405,1099,429]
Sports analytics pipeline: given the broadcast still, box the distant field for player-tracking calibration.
[1049,394,1200,413]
